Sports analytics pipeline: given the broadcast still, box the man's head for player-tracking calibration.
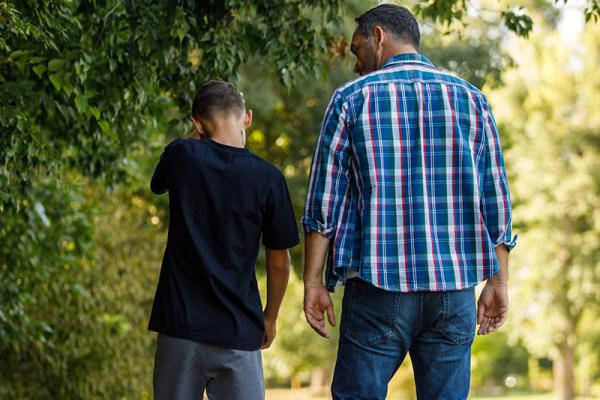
[191,80,252,143]
[351,5,420,76]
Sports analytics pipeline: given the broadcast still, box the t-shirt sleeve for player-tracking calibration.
[150,139,180,195]
[262,170,300,250]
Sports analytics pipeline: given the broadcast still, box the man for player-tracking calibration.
[149,80,299,400]
[303,5,517,400]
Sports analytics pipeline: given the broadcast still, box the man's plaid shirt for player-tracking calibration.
[303,53,517,292]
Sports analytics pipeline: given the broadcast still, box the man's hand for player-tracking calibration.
[304,283,336,339]
[261,315,276,349]
[477,279,508,335]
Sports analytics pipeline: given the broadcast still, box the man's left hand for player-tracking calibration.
[476,280,508,335]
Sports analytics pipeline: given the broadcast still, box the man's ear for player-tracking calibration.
[373,26,385,49]
[244,109,253,129]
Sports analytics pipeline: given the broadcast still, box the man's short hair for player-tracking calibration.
[192,80,245,120]
[355,4,420,50]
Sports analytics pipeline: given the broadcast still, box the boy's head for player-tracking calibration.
[190,80,251,143]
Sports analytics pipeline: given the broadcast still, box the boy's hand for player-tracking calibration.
[261,315,276,349]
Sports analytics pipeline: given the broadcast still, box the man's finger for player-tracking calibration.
[305,313,329,338]
[485,321,498,334]
[305,308,325,325]
[326,304,336,326]
[477,316,490,335]
[493,313,507,329]
[306,313,323,329]
[476,303,486,325]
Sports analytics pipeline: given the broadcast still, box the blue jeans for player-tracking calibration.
[332,278,476,400]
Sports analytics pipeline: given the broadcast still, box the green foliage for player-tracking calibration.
[502,8,534,38]
[583,0,600,23]
[0,0,342,207]
[1,0,342,397]
[490,21,600,396]
[421,24,512,89]
[412,0,598,38]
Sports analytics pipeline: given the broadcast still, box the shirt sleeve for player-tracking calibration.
[302,90,352,238]
[480,101,518,251]
[150,140,178,195]
[262,170,299,250]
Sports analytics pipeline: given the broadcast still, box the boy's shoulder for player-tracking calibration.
[246,152,284,178]
[243,154,289,192]
[166,138,285,181]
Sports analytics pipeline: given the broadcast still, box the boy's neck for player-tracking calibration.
[204,117,245,148]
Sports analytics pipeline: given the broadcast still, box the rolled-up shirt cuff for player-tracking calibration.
[301,216,336,239]
[494,233,518,252]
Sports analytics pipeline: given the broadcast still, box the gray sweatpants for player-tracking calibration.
[153,334,264,400]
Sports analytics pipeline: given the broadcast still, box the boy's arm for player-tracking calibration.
[150,146,171,194]
[262,248,291,349]
[260,170,299,349]
[150,139,181,194]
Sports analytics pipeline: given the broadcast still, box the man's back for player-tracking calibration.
[150,138,298,350]
[303,6,515,399]
[304,53,516,292]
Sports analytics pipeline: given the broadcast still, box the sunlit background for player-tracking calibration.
[1,0,599,399]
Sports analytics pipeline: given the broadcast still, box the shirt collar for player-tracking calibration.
[381,53,436,70]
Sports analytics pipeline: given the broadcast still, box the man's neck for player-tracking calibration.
[380,44,418,68]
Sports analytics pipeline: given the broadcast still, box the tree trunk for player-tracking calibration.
[291,373,302,389]
[554,333,576,400]
[310,368,325,393]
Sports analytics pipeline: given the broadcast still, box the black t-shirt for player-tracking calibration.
[148,138,299,350]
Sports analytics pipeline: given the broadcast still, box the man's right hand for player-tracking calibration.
[304,283,336,339]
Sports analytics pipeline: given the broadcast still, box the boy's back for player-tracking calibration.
[149,137,298,350]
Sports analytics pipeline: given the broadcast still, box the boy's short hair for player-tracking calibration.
[192,80,245,120]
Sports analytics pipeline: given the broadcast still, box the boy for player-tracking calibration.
[149,80,299,400]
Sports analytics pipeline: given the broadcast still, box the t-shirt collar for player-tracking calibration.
[381,53,436,70]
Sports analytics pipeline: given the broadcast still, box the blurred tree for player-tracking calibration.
[491,22,600,400]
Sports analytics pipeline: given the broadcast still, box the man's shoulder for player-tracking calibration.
[333,64,486,103]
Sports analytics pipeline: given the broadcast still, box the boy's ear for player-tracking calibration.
[190,117,206,139]
[244,109,253,129]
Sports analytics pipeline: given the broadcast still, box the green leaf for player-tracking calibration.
[49,73,63,91]
[33,65,46,78]
[8,50,27,61]
[63,81,74,96]
[48,58,67,72]
[501,10,534,38]
[29,57,46,64]
[74,95,88,114]
[98,120,110,133]
[87,106,101,120]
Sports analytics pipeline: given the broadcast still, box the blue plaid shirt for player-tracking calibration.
[303,53,517,292]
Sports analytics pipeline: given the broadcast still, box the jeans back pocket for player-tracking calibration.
[434,288,476,345]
